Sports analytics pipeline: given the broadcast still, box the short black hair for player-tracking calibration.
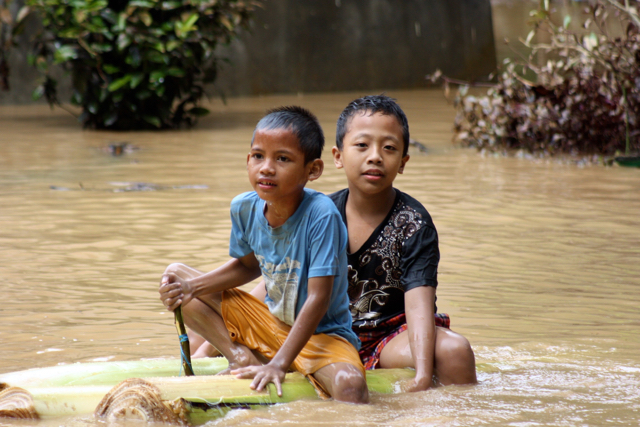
[253,106,324,163]
[336,95,410,156]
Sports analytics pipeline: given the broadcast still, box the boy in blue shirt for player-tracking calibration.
[159,106,368,403]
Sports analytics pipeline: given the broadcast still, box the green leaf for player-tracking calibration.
[102,64,120,74]
[117,33,132,50]
[175,12,199,38]
[90,43,112,53]
[126,48,142,67]
[143,115,162,127]
[88,101,99,115]
[74,9,86,23]
[58,26,82,37]
[104,111,118,127]
[135,90,152,100]
[563,15,571,29]
[149,70,165,82]
[71,91,83,106]
[138,11,152,26]
[152,42,165,53]
[161,1,181,10]
[108,75,132,92]
[145,50,168,64]
[166,40,180,51]
[32,85,45,101]
[167,67,185,77]
[130,73,145,89]
[53,45,77,64]
[115,13,126,31]
[100,8,118,25]
[129,0,155,8]
[183,13,199,28]
[98,87,109,102]
[187,107,209,117]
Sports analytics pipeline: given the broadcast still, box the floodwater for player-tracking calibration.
[1,89,639,426]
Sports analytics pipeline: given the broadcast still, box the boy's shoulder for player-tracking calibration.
[230,191,261,213]
[304,187,336,207]
[395,190,434,223]
[328,188,348,205]
[299,188,344,223]
[231,191,260,204]
[231,189,342,224]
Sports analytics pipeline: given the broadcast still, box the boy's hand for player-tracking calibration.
[159,273,194,311]
[399,375,432,392]
[230,363,287,397]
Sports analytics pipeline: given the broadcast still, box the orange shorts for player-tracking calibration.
[221,288,365,397]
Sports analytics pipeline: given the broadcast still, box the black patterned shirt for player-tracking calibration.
[329,189,440,331]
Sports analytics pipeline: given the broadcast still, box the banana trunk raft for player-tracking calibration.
[0,358,415,425]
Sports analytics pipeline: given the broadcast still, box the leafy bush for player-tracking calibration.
[429,0,640,160]
[1,0,32,90]
[27,0,259,129]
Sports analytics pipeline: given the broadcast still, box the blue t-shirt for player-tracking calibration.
[229,188,359,349]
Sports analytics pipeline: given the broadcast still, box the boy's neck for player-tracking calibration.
[263,190,305,228]
[346,185,396,220]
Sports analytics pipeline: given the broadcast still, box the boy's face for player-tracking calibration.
[332,112,409,196]
[247,128,323,204]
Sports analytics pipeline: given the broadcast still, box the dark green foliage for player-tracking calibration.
[1,0,32,90]
[27,0,259,129]
[430,0,640,160]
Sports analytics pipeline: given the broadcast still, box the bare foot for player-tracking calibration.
[216,347,263,375]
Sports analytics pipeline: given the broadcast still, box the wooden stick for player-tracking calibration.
[174,307,195,376]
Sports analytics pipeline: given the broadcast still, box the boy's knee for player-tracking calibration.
[442,334,475,366]
[436,332,477,385]
[164,262,186,274]
[331,371,369,404]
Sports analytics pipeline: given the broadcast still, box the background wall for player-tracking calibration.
[213,0,497,96]
[0,0,497,104]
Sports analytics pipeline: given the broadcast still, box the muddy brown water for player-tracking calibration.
[1,89,639,426]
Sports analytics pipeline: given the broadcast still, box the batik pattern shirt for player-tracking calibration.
[330,189,439,331]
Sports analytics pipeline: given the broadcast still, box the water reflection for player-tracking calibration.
[0,89,639,426]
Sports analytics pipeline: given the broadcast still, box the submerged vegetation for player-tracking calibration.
[429,0,640,163]
[26,0,259,129]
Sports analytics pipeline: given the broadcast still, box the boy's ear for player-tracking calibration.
[331,146,344,169]
[398,155,410,174]
[307,159,324,182]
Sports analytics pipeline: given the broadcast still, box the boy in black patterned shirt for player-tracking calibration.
[330,95,477,390]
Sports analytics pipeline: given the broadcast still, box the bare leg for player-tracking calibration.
[186,331,207,356]
[164,264,213,357]
[180,275,266,359]
[379,327,477,386]
[162,263,262,371]
[312,362,369,403]
[182,291,264,372]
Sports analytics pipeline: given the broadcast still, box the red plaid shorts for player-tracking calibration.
[357,312,450,370]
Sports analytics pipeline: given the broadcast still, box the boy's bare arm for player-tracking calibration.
[159,254,261,311]
[232,275,333,396]
[405,285,437,391]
